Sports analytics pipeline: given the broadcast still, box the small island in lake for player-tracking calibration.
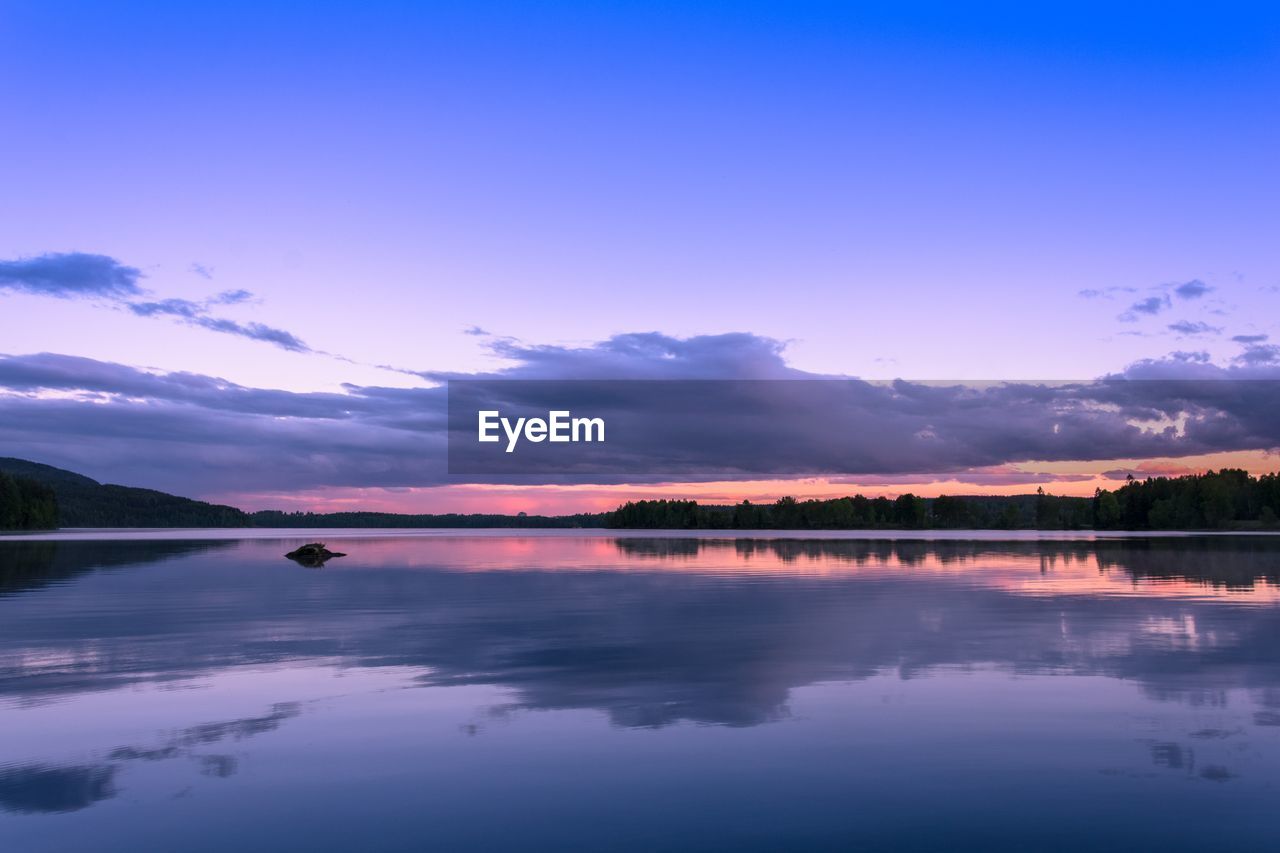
[285,543,347,568]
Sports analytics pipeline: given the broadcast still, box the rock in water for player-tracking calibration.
[285,542,347,567]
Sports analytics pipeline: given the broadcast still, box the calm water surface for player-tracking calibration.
[2,530,1280,851]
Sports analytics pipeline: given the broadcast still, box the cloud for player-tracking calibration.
[127,297,205,319]
[2,333,1280,496]
[191,317,309,352]
[1234,344,1280,366]
[1101,463,1205,480]
[1078,286,1136,300]
[126,294,309,352]
[426,331,804,382]
[1164,350,1211,363]
[1167,320,1222,336]
[1232,334,1269,344]
[126,298,310,352]
[211,288,253,305]
[0,352,436,422]
[1,251,313,354]
[830,466,1095,488]
[0,252,143,299]
[0,352,446,493]
[1118,294,1171,322]
[1173,279,1214,300]
[463,325,490,336]
[189,263,215,279]
[1105,280,1218,323]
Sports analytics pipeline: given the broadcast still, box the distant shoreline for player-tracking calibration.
[6,527,1280,541]
[4,457,1280,535]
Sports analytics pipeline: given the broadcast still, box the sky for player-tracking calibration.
[2,1,1279,512]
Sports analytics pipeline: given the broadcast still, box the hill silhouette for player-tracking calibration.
[0,458,600,529]
[0,458,249,528]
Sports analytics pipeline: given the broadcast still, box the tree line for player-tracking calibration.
[5,461,1279,531]
[0,472,58,530]
[605,469,1280,531]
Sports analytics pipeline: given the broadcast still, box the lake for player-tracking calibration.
[2,530,1279,851]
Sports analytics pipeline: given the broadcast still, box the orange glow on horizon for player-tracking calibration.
[206,450,1280,516]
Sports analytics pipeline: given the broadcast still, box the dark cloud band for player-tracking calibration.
[2,332,1280,494]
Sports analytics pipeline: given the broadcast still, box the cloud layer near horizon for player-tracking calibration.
[1,332,1279,498]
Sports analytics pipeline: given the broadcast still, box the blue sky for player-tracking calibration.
[2,2,1279,508]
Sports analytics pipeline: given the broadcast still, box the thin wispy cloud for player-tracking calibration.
[127,298,210,320]
[1104,278,1223,324]
[127,298,310,353]
[210,289,253,305]
[1078,286,1136,300]
[1118,294,1171,322]
[0,251,310,354]
[831,467,1094,488]
[1173,279,1214,300]
[1167,320,1222,336]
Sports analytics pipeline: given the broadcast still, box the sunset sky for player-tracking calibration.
[2,2,1279,513]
